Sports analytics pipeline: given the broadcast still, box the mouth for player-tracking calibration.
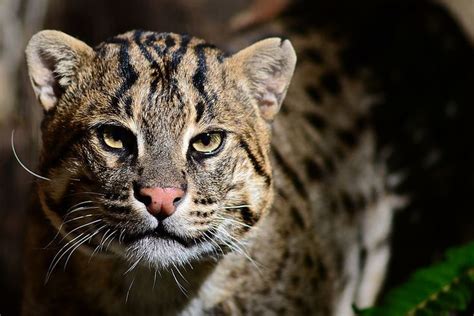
[123,223,202,248]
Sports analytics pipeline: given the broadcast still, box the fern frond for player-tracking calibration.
[355,241,474,316]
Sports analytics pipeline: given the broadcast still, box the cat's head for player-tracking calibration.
[25,30,296,269]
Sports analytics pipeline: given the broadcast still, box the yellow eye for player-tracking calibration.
[102,127,124,149]
[191,132,223,154]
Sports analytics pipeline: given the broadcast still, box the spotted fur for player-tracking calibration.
[22,28,397,316]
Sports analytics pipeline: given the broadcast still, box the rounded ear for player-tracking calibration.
[229,38,296,121]
[25,30,94,111]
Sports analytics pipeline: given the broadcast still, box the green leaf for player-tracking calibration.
[355,241,474,316]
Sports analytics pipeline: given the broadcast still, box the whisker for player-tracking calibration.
[11,130,50,181]
[124,255,142,275]
[153,268,158,290]
[89,228,111,261]
[171,268,188,297]
[58,219,103,244]
[214,215,253,229]
[222,204,251,209]
[63,226,105,271]
[173,263,189,285]
[125,277,135,303]
[43,211,99,249]
[65,206,100,219]
[45,232,85,283]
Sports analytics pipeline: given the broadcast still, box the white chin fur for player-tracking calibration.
[123,236,215,269]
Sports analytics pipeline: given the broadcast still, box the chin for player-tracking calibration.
[120,235,217,269]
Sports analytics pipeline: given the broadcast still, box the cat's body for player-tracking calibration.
[22,27,396,315]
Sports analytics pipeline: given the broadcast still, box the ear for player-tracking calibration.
[230,38,296,121]
[25,30,94,111]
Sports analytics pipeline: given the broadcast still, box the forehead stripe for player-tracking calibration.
[192,43,217,122]
[107,37,138,117]
[170,34,191,71]
[133,30,165,107]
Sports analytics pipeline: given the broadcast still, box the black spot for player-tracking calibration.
[305,112,327,131]
[359,246,368,274]
[165,35,175,48]
[304,158,324,181]
[355,193,367,210]
[341,191,356,215]
[240,207,257,225]
[291,276,300,286]
[337,129,358,147]
[305,85,323,103]
[304,48,324,63]
[355,115,370,131]
[320,72,342,94]
[291,207,305,228]
[304,254,314,268]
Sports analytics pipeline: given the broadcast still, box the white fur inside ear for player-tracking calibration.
[30,63,58,111]
[231,38,297,121]
[25,30,93,111]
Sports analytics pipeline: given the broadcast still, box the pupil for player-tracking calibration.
[201,134,211,146]
[111,130,120,141]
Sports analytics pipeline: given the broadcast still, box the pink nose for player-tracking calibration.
[139,187,185,217]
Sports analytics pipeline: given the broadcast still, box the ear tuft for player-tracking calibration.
[25,30,94,111]
[230,38,296,121]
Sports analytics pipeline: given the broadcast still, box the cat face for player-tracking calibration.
[26,30,296,269]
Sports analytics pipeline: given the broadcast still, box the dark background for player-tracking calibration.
[1,0,473,314]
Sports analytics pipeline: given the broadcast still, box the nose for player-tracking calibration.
[137,187,185,218]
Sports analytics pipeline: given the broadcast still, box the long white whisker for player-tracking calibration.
[43,212,100,249]
[173,263,189,285]
[222,204,251,209]
[11,130,50,181]
[214,215,253,229]
[65,206,100,218]
[45,233,85,283]
[58,219,103,244]
[125,277,135,303]
[171,268,188,296]
[124,255,142,275]
[63,226,105,271]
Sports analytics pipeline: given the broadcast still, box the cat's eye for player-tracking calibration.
[191,132,224,155]
[103,128,124,149]
[98,125,136,153]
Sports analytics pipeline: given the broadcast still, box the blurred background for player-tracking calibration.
[0,0,473,314]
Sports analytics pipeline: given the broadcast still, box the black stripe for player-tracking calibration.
[272,148,309,198]
[195,101,205,122]
[123,96,133,117]
[133,31,165,107]
[192,43,221,121]
[239,139,271,186]
[290,207,305,228]
[170,34,190,71]
[193,43,214,99]
[109,37,138,116]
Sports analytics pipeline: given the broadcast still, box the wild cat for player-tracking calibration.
[21,28,395,315]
